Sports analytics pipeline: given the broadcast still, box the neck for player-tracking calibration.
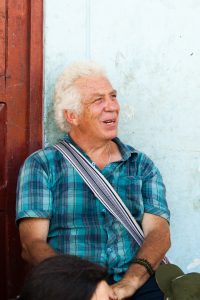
[69,130,110,153]
[69,131,113,169]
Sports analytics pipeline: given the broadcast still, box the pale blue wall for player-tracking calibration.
[44,0,200,272]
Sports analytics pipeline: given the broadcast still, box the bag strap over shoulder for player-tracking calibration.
[54,140,169,264]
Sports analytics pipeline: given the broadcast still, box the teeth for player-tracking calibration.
[104,120,114,123]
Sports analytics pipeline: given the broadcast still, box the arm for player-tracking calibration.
[19,218,57,266]
[112,213,171,299]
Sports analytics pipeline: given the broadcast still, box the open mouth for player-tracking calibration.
[103,119,116,124]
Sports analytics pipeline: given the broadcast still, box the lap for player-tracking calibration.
[130,275,164,300]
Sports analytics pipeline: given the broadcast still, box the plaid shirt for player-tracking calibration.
[16,135,170,281]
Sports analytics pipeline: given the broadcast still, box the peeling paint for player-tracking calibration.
[187,259,200,271]
[193,198,200,211]
[121,104,134,121]
[44,105,64,146]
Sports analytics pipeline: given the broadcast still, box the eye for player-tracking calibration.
[94,97,103,102]
[111,93,117,99]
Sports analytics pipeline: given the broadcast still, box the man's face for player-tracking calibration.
[73,76,120,142]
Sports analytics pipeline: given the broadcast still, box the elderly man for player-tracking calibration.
[16,61,170,300]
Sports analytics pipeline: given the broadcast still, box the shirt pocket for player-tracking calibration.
[113,176,144,222]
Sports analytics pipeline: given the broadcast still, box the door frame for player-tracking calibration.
[2,1,43,298]
[29,0,43,151]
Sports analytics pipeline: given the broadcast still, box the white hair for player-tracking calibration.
[54,61,107,132]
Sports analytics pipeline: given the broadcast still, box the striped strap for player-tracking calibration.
[54,140,169,264]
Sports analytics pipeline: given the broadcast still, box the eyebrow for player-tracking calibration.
[91,89,117,97]
[111,89,117,94]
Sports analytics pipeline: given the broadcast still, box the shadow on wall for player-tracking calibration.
[44,106,65,146]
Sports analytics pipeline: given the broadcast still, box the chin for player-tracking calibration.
[105,131,118,140]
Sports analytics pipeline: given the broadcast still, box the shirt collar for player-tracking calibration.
[63,134,138,162]
[112,137,138,161]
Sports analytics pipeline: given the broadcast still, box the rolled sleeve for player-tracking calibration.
[16,152,53,223]
[140,154,170,222]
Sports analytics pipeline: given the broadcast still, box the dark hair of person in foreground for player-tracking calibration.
[19,255,109,300]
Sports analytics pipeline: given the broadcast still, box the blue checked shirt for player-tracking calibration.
[16,135,170,281]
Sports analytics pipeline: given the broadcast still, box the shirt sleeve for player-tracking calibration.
[16,152,53,223]
[139,153,170,222]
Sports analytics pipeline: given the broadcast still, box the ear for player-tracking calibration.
[64,110,79,126]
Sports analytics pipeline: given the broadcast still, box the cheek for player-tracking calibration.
[92,99,110,111]
[82,111,95,123]
[87,108,103,121]
[116,101,120,111]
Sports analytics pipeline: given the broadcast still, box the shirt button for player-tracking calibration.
[102,209,106,213]
[107,248,112,253]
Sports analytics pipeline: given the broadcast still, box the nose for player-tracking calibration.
[104,95,119,111]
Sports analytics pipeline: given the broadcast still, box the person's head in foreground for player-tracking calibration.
[19,255,117,300]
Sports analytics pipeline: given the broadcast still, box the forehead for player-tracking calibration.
[75,76,114,98]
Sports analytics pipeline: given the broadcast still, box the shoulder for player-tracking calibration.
[113,137,138,158]
[114,136,153,162]
[20,145,64,174]
[114,137,161,178]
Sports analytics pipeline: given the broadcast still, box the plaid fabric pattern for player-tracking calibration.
[16,135,170,281]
